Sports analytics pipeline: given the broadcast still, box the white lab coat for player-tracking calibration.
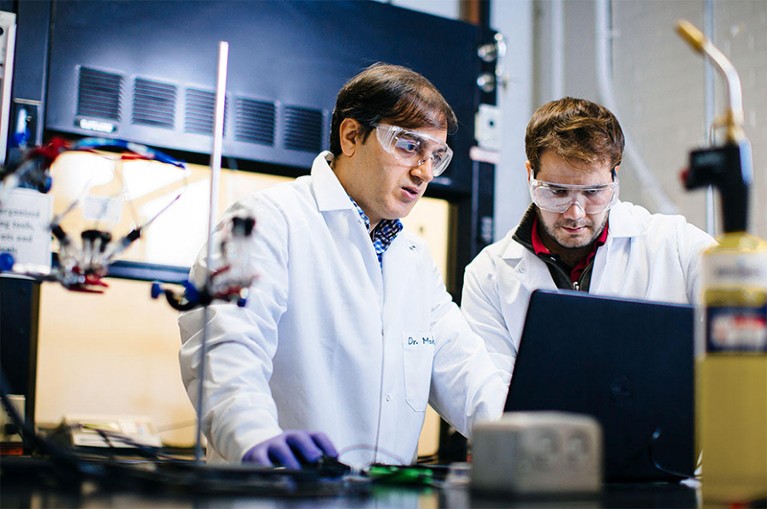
[461,201,717,386]
[179,152,505,466]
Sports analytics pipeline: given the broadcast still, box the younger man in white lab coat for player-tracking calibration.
[178,63,506,468]
[461,97,716,386]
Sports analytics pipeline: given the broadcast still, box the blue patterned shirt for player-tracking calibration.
[350,198,403,267]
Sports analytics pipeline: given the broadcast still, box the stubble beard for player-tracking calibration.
[540,212,609,251]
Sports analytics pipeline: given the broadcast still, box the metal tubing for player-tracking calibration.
[195,40,229,463]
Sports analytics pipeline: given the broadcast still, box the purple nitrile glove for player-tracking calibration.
[242,430,338,470]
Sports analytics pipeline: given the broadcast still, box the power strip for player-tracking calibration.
[471,411,602,494]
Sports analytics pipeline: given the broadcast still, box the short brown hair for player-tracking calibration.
[525,97,624,175]
[329,63,458,156]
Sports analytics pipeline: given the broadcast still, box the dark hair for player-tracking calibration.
[329,63,458,156]
[525,97,624,176]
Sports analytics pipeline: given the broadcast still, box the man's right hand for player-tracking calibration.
[242,430,338,469]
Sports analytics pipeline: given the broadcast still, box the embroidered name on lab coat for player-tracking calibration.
[406,335,435,347]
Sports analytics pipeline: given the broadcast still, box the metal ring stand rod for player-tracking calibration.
[195,40,229,463]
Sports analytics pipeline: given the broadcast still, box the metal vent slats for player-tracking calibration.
[185,88,216,134]
[75,69,323,157]
[235,98,276,146]
[283,106,323,152]
[133,79,176,128]
[77,67,123,120]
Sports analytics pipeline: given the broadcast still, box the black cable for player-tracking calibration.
[648,427,698,482]
[0,368,362,497]
[0,369,105,480]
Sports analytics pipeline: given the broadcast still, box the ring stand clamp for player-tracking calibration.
[0,137,188,293]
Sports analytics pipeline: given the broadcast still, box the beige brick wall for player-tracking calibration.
[612,0,766,236]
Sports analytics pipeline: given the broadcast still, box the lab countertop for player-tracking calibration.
[0,455,700,509]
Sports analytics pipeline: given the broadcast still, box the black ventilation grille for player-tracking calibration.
[235,98,276,146]
[133,78,176,128]
[283,106,324,152]
[185,88,215,134]
[77,67,123,120]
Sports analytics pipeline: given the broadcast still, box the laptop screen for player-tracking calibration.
[504,289,696,482]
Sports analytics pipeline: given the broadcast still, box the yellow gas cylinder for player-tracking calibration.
[697,231,767,505]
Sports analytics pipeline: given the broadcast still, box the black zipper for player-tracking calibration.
[540,255,591,292]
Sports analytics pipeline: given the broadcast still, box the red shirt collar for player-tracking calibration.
[531,215,551,255]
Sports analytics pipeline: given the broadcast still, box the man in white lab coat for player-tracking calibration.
[461,97,716,386]
[178,63,506,468]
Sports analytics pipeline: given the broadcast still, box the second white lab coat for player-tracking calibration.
[179,152,505,466]
[461,201,716,386]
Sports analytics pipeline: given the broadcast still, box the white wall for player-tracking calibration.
[606,0,765,236]
[522,0,766,238]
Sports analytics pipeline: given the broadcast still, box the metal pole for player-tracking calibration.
[703,0,717,236]
[195,40,229,463]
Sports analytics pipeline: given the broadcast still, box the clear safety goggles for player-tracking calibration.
[529,178,619,214]
[375,124,453,177]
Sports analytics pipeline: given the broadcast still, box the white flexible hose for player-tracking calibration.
[595,0,678,214]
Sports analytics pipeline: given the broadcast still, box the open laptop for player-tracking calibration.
[504,289,696,482]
